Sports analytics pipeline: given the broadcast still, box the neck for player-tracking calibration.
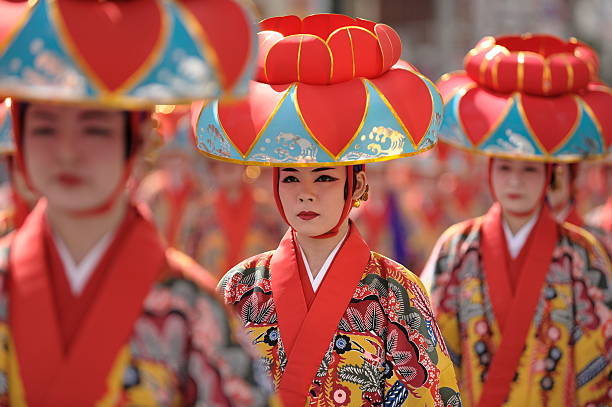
[46,194,128,264]
[296,220,349,279]
[501,205,539,235]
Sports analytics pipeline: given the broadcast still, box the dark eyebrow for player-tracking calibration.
[312,167,334,172]
[78,110,114,121]
[281,168,298,172]
[30,110,57,121]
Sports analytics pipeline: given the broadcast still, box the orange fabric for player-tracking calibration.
[215,186,254,273]
[270,223,371,407]
[477,203,558,407]
[9,200,166,406]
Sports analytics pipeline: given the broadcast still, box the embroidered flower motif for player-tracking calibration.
[331,384,351,406]
[263,327,279,346]
[333,334,352,354]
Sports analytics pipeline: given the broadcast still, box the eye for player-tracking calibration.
[315,174,338,182]
[498,164,511,171]
[524,166,539,173]
[83,126,112,137]
[281,175,299,183]
[31,126,56,136]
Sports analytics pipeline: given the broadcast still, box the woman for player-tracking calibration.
[423,35,612,406]
[194,14,460,406]
[548,162,612,256]
[0,0,272,405]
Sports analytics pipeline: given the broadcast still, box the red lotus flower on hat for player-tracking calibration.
[464,35,598,96]
[256,14,402,85]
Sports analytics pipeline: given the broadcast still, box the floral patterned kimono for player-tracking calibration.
[423,203,611,407]
[0,200,271,406]
[219,222,460,406]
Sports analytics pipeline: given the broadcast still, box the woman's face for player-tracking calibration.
[491,158,547,215]
[278,166,358,237]
[23,103,127,212]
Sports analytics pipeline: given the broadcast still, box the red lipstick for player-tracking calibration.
[298,211,319,220]
[507,193,523,200]
[57,173,84,187]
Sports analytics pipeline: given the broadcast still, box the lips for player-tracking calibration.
[56,173,84,187]
[507,193,523,200]
[297,211,319,220]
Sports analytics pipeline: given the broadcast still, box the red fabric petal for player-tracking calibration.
[218,82,290,155]
[375,24,402,72]
[496,54,520,93]
[256,31,284,82]
[260,15,302,36]
[370,69,434,146]
[178,0,253,90]
[458,87,511,146]
[263,35,301,84]
[520,93,579,152]
[328,27,381,82]
[295,79,366,157]
[56,0,161,91]
[581,84,612,150]
[302,14,355,40]
[262,34,332,85]
[298,35,332,84]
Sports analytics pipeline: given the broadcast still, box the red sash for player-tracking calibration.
[216,186,254,274]
[271,224,371,407]
[478,203,558,407]
[9,200,166,406]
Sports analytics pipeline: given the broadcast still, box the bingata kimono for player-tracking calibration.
[0,200,272,406]
[219,223,461,407]
[423,203,612,407]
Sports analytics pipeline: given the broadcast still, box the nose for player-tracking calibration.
[297,183,316,203]
[56,132,79,165]
[507,169,521,187]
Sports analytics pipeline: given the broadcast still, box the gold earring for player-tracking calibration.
[360,184,370,202]
[353,200,361,208]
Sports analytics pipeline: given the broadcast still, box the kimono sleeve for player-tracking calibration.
[187,290,277,406]
[566,225,612,406]
[422,225,465,374]
[384,266,461,406]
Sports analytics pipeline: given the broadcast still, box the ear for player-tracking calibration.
[352,170,368,201]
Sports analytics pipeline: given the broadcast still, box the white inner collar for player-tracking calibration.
[502,211,539,259]
[52,231,114,295]
[298,231,348,292]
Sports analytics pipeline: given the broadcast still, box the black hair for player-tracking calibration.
[343,164,365,199]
